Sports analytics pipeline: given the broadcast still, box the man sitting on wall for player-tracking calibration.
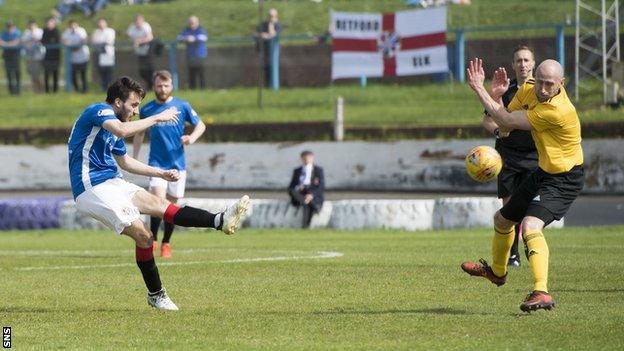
[288,150,325,228]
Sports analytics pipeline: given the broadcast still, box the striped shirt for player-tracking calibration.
[68,103,126,199]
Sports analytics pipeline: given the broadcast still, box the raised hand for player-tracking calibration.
[491,67,510,99]
[466,58,486,91]
[155,107,180,124]
[161,169,180,182]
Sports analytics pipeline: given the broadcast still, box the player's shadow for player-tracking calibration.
[0,306,135,313]
[556,288,624,293]
[308,307,490,316]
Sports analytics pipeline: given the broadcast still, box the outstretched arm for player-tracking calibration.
[102,107,179,138]
[114,154,180,181]
[467,58,532,131]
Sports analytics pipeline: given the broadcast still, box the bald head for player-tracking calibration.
[534,59,565,101]
[536,59,564,80]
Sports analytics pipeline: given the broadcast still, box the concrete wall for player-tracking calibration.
[3,139,624,194]
[59,197,563,232]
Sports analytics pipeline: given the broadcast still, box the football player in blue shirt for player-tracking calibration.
[68,76,249,310]
[133,70,206,258]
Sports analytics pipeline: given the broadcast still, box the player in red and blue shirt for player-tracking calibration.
[133,70,206,258]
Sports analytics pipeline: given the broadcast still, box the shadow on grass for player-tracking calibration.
[556,288,624,293]
[304,307,491,316]
[0,306,135,313]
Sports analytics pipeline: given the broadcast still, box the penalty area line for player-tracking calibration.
[9,251,344,271]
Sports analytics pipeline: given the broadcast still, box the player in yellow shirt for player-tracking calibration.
[461,58,584,312]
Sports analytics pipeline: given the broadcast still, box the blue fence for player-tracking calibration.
[451,22,569,83]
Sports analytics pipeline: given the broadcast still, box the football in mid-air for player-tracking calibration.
[465,145,502,183]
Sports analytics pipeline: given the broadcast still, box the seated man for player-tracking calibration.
[288,150,324,228]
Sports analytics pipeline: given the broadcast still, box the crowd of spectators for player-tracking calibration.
[0,5,280,95]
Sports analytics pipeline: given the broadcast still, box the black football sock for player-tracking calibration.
[511,223,521,260]
[162,222,175,244]
[150,216,162,242]
[135,245,162,293]
[164,204,219,228]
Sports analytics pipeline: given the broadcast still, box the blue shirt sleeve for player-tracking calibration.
[184,103,200,125]
[91,107,117,127]
[112,137,126,156]
[197,28,208,42]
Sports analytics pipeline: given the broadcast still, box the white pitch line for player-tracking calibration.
[0,248,312,257]
[10,251,343,271]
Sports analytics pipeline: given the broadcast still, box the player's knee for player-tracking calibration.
[520,216,544,235]
[493,211,512,229]
[135,229,153,248]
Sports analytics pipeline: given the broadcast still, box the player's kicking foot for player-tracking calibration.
[221,195,250,235]
[147,288,179,311]
[160,243,172,259]
[520,290,555,313]
[460,258,507,286]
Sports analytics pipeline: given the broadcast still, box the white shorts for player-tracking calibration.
[149,170,187,199]
[75,178,144,234]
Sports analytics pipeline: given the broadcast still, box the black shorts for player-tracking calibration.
[500,165,584,225]
[497,166,536,199]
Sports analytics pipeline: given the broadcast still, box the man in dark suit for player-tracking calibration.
[288,150,324,228]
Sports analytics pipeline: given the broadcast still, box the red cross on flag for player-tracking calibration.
[331,7,448,80]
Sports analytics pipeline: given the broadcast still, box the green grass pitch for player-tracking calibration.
[1,227,623,350]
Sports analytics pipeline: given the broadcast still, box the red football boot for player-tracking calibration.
[461,258,507,286]
[520,291,555,312]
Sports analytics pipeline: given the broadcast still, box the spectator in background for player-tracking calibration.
[288,150,325,228]
[177,16,207,90]
[52,0,92,21]
[42,17,61,93]
[0,21,22,95]
[62,20,90,93]
[256,8,281,87]
[127,14,154,89]
[92,18,115,91]
[22,20,45,93]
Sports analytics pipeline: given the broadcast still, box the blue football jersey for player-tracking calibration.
[139,97,200,170]
[68,103,126,199]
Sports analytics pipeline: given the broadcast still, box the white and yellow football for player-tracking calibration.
[465,145,502,183]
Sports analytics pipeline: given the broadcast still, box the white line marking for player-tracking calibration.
[0,248,314,257]
[9,251,343,271]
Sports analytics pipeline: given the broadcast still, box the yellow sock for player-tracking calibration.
[524,229,549,292]
[491,225,515,277]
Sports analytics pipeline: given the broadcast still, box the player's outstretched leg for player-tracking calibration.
[135,191,251,235]
[122,220,178,311]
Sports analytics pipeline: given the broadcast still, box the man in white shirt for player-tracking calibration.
[127,14,154,89]
[92,18,115,91]
[22,20,44,93]
[287,150,325,228]
[61,20,89,93]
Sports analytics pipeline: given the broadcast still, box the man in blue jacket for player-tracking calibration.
[177,16,207,90]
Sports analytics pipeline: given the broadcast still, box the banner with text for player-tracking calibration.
[331,7,448,80]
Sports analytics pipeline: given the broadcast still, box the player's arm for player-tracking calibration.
[102,107,179,139]
[181,120,206,145]
[467,59,532,131]
[114,154,179,181]
[132,131,145,159]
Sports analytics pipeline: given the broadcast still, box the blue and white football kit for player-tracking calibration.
[140,97,200,198]
[68,102,143,234]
